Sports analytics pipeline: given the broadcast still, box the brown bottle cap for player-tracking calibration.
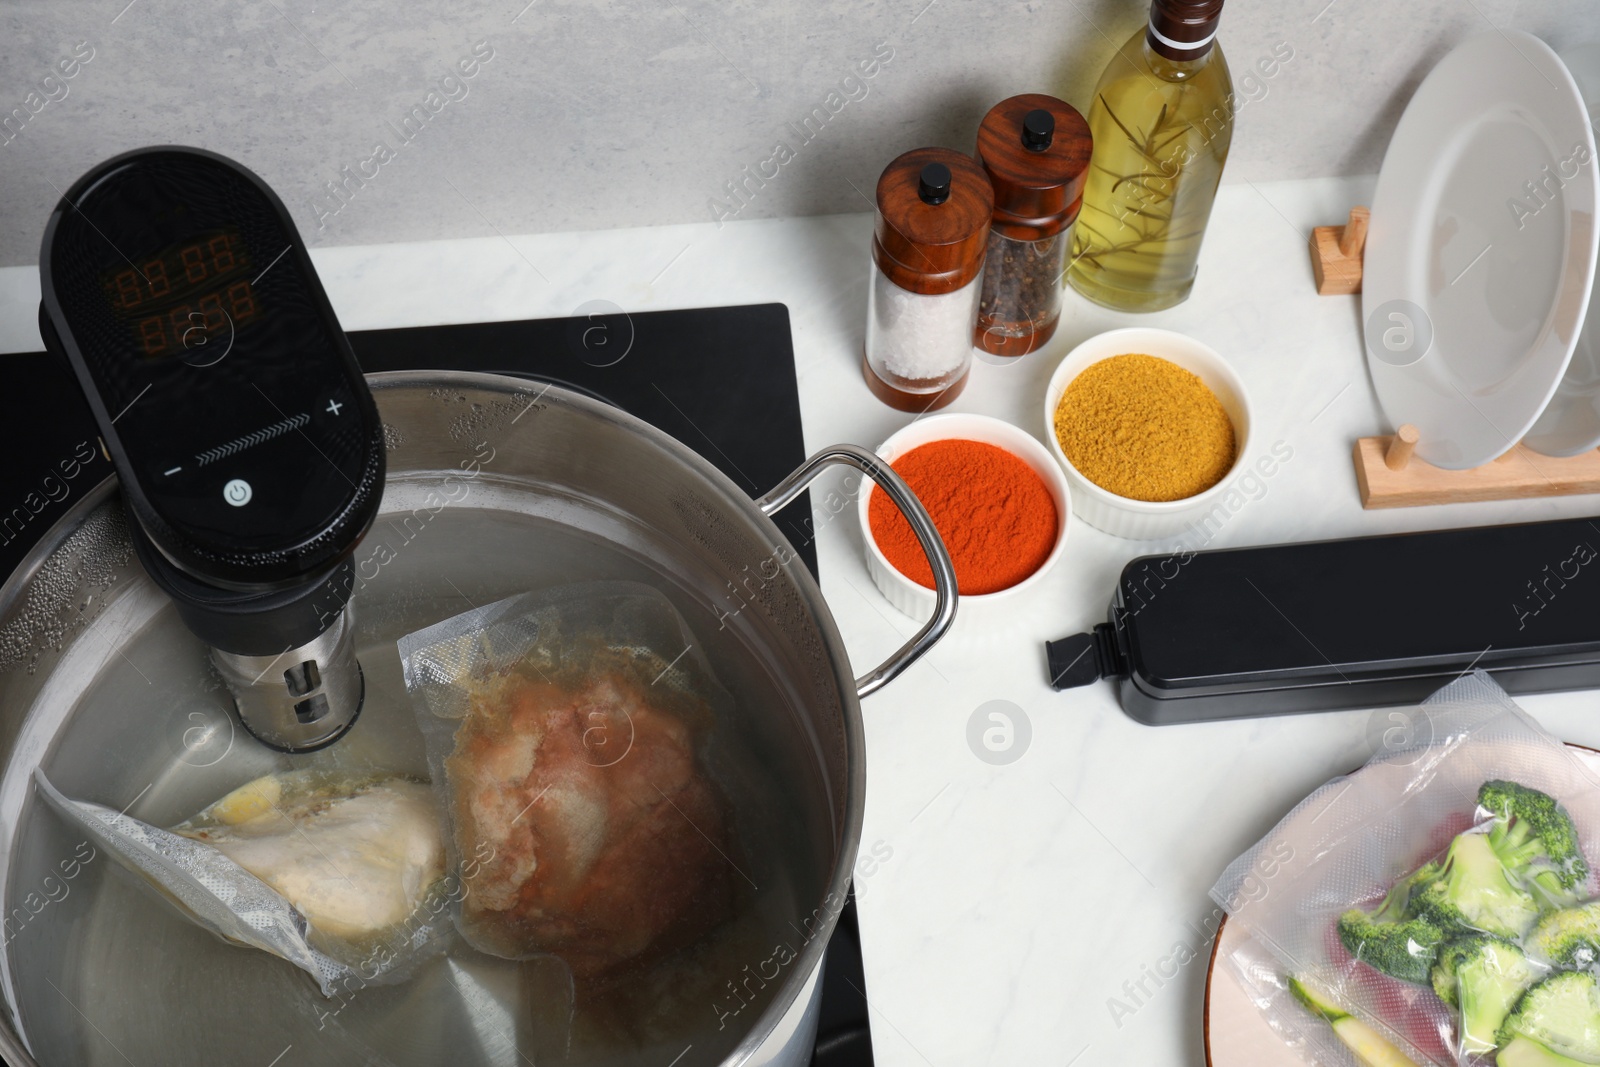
[873,147,994,295]
[976,93,1093,241]
[1147,0,1223,61]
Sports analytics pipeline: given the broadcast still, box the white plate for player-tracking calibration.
[1527,44,1600,456]
[1203,919,1303,1067]
[1364,30,1599,470]
[1203,745,1600,1066]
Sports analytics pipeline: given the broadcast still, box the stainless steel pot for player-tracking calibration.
[0,372,956,1067]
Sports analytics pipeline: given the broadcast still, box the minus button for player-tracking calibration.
[163,466,182,476]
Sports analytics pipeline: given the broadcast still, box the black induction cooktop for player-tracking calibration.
[348,301,820,577]
[0,300,871,1067]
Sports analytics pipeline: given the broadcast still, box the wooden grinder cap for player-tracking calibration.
[873,147,994,296]
[976,94,1092,241]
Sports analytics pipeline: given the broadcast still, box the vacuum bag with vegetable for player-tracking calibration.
[1210,671,1600,1066]
[398,581,735,980]
[35,768,453,997]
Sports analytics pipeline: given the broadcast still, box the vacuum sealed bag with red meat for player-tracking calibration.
[398,581,734,979]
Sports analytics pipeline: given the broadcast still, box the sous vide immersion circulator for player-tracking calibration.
[38,146,384,752]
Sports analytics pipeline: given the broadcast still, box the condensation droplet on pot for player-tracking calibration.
[0,505,133,675]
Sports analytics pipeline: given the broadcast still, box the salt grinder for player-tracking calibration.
[863,147,993,411]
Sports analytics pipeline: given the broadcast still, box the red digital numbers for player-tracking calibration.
[127,278,260,359]
[137,316,168,356]
[145,260,170,298]
[181,245,206,284]
[227,281,256,318]
[102,232,260,357]
[209,234,235,271]
[198,293,226,332]
[105,232,246,312]
[113,270,141,309]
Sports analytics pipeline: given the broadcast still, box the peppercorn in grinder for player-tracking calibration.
[38,146,384,753]
[974,94,1092,356]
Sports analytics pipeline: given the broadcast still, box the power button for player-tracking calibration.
[223,479,253,507]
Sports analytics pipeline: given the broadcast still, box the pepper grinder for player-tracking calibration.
[863,147,993,411]
[975,94,1092,356]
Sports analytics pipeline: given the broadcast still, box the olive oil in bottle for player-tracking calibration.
[1068,0,1232,312]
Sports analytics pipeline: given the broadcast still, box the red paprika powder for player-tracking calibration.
[868,438,1058,595]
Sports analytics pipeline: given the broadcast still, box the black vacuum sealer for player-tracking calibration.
[1048,514,1600,724]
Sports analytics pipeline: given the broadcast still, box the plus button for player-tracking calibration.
[326,399,343,415]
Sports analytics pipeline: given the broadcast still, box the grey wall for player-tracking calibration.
[1,0,1597,266]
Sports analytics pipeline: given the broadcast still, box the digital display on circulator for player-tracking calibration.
[99,230,262,358]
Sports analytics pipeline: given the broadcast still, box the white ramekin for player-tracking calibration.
[1042,327,1253,542]
[857,413,1072,630]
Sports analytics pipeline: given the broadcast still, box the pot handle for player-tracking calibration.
[755,444,957,698]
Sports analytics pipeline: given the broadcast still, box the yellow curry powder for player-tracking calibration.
[1053,353,1235,502]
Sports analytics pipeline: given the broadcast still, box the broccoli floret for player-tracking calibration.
[1479,781,1589,911]
[1412,860,1443,890]
[1288,976,1422,1067]
[1434,957,1460,1007]
[1496,971,1600,1061]
[1411,832,1541,940]
[1435,935,1511,1007]
[1339,910,1446,985]
[1527,901,1600,970]
[1338,862,1448,985]
[1430,937,1540,1054]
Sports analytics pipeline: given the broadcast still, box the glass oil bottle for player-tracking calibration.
[1068,0,1233,312]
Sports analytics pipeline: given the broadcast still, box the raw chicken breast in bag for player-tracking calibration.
[398,581,735,980]
[35,768,453,997]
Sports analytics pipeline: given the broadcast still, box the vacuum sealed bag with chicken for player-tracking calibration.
[1210,671,1600,1067]
[398,581,735,980]
[34,768,453,997]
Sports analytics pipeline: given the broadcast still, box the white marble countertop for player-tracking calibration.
[9,175,1600,1066]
